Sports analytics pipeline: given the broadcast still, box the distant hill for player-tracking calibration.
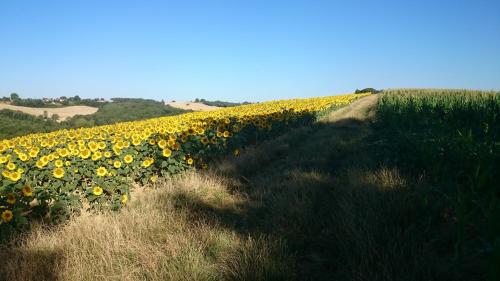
[165,100,221,111]
[2,94,107,108]
[194,98,252,107]
[0,98,189,140]
[67,99,187,127]
[0,103,98,121]
[354,88,382,94]
[0,109,62,139]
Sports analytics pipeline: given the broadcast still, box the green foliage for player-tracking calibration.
[355,87,381,94]
[0,110,62,139]
[374,89,500,278]
[65,100,188,126]
[5,94,107,108]
[9,93,20,101]
[196,98,251,107]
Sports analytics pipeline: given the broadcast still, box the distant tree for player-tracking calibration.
[194,98,200,102]
[43,110,48,119]
[73,95,81,101]
[355,88,381,94]
[51,114,60,121]
[10,93,20,101]
[71,117,94,128]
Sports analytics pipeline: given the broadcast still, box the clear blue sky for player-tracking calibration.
[1,0,499,102]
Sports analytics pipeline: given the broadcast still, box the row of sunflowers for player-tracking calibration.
[0,93,369,234]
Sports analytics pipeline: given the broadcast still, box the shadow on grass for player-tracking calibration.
[168,116,448,281]
[0,248,64,281]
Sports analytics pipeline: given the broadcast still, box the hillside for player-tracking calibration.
[0,99,188,140]
[66,99,188,127]
[0,110,63,139]
[0,103,98,121]
[165,100,221,111]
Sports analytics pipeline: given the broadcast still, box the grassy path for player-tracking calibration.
[1,95,438,281]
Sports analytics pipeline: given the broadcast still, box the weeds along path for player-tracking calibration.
[2,95,434,281]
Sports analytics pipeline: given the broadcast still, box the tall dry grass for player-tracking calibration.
[0,172,293,281]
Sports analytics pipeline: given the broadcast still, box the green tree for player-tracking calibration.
[10,93,20,101]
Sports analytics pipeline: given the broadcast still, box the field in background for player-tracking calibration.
[165,100,221,111]
[0,103,98,121]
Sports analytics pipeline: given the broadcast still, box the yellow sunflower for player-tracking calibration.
[6,162,16,171]
[6,193,16,204]
[96,166,107,177]
[0,156,8,164]
[80,149,91,159]
[113,160,122,169]
[124,154,133,164]
[2,170,10,178]
[157,139,167,149]
[141,158,153,168]
[1,210,13,222]
[22,185,33,197]
[18,153,28,162]
[9,171,21,182]
[162,148,172,158]
[35,159,45,169]
[53,167,65,179]
[92,186,103,196]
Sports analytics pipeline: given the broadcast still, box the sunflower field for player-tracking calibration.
[0,93,368,234]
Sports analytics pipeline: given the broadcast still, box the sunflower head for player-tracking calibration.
[1,210,13,222]
[6,193,16,204]
[6,162,16,171]
[162,148,172,158]
[53,167,65,179]
[22,185,33,197]
[92,186,103,196]
[9,171,21,182]
[124,154,134,164]
[96,166,107,177]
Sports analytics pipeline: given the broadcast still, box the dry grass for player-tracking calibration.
[165,101,221,111]
[0,172,293,281]
[321,94,378,124]
[0,103,98,121]
[0,95,447,281]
